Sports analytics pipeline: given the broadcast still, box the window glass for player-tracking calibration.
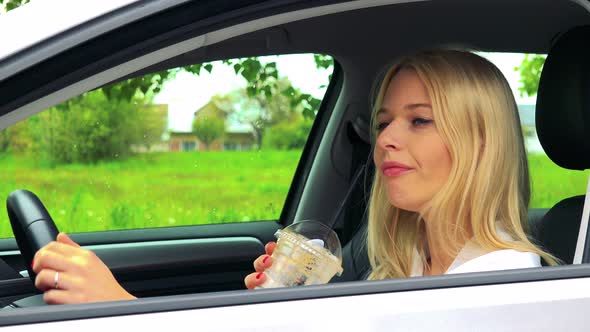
[0,54,334,238]
[480,52,589,209]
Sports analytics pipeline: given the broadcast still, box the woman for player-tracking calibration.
[32,50,556,303]
[245,49,556,288]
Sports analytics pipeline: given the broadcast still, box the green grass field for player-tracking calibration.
[528,154,589,208]
[0,150,302,238]
[0,151,587,238]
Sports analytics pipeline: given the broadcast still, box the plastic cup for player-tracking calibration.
[258,220,343,288]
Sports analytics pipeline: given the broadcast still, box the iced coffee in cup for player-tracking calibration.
[258,220,343,288]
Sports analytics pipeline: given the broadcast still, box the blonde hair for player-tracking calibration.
[367,50,557,280]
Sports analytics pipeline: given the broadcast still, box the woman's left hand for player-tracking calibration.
[31,232,136,304]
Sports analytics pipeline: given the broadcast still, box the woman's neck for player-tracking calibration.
[422,218,472,276]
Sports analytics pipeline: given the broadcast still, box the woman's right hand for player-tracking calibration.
[32,232,136,304]
[244,241,276,289]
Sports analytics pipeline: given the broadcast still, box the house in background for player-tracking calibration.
[169,131,201,151]
[169,95,256,152]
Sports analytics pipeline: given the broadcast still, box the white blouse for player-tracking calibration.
[410,237,541,277]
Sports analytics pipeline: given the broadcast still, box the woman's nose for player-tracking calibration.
[376,122,403,151]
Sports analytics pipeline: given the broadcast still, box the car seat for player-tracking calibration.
[531,25,590,264]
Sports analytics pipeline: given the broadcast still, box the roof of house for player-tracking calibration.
[192,92,256,134]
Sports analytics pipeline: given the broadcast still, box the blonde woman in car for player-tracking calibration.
[32,50,557,303]
[245,49,557,286]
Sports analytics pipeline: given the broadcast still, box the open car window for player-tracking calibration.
[0,54,334,237]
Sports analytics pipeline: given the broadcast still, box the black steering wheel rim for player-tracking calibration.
[5,189,59,308]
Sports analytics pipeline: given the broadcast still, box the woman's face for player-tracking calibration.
[373,68,452,213]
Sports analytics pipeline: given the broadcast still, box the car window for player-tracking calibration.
[480,52,589,209]
[0,54,334,238]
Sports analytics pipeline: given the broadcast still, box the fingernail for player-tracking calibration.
[256,272,264,280]
[262,256,270,264]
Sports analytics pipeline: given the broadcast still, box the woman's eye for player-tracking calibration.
[376,122,389,131]
[411,118,432,127]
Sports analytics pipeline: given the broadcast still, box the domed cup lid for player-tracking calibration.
[278,220,342,265]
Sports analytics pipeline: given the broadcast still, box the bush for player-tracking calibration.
[263,118,312,150]
[27,90,163,165]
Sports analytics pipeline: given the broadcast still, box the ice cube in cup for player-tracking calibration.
[258,220,343,288]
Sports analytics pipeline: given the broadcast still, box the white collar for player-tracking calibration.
[410,238,489,276]
[410,229,540,276]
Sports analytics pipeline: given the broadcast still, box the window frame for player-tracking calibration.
[0,52,340,236]
[2,264,590,326]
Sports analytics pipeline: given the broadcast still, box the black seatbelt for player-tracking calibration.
[330,115,371,244]
[328,164,366,230]
[328,115,373,282]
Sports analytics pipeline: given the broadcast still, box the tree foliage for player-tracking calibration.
[192,116,225,150]
[0,121,30,153]
[137,104,168,150]
[0,129,9,152]
[515,54,546,97]
[28,90,162,165]
[0,0,29,12]
[263,116,313,150]
[229,77,306,149]
[223,57,328,122]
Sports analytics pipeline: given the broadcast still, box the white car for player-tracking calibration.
[1,0,590,330]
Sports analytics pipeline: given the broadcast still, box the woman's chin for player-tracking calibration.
[388,197,421,213]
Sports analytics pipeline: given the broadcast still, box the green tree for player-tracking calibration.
[192,116,225,150]
[0,121,30,153]
[515,54,546,97]
[28,90,157,165]
[232,77,305,149]
[136,104,167,151]
[263,115,313,150]
[0,129,9,152]
[227,58,325,122]
[0,0,30,12]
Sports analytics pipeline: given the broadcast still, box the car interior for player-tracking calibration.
[0,0,590,316]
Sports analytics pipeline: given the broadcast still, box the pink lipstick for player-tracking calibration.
[381,161,413,177]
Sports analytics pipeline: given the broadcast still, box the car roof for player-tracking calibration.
[0,0,137,60]
[0,0,193,81]
[2,0,588,85]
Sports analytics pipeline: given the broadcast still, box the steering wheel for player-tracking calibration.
[5,189,59,308]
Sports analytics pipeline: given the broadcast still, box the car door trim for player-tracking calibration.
[3,264,590,326]
[87,236,265,271]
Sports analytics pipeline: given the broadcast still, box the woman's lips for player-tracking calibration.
[381,161,413,177]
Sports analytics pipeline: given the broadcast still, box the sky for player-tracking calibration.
[154,52,537,132]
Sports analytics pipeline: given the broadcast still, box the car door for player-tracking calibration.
[2,0,590,330]
[0,0,347,306]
